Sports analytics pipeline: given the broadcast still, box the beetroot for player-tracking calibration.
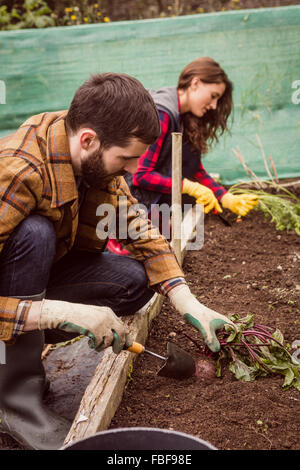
[182,313,300,390]
[195,357,216,382]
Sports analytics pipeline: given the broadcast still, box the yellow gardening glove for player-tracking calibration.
[182,178,222,214]
[221,192,258,216]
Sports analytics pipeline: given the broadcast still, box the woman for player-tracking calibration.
[107,57,257,254]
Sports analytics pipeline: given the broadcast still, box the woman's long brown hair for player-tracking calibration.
[177,57,233,154]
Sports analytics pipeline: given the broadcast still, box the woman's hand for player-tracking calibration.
[221,192,258,216]
[182,178,222,214]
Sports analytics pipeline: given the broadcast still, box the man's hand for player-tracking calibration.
[182,178,222,214]
[33,299,128,353]
[168,284,236,353]
[221,192,258,216]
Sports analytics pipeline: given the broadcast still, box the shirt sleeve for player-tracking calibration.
[0,156,42,342]
[193,160,227,201]
[132,110,173,194]
[115,177,185,287]
[157,277,187,296]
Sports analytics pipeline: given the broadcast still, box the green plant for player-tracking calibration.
[217,314,300,390]
[126,361,134,384]
[0,5,18,28]
[0,0,55,30]
[184,314,300,390]
[230,183,300,236]
[60,2,110,26]
[231,139,300,236]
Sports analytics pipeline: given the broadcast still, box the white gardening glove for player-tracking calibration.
[38,299,128,353]
[168,284,236,353]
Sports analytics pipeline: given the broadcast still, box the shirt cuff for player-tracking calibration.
[217,187,228,201]
[0,297,31,343]
[157,277,187,296]
[143,252,184,286]
[12,300,32,339]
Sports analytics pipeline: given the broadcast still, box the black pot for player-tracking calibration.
[62,427,217,450]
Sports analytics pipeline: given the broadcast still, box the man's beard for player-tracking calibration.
[81,147,127,189]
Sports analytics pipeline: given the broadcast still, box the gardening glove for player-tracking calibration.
[38,299,128,354]
[221,192,258,216]
[182,178,222,214]
[168,284,236,353]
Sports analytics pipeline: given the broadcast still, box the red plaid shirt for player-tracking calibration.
[133,110,227,201]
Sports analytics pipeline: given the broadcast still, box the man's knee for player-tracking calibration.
[127,259,149,292]
[0,215,57,297]
[9,215,56,261]
[115,259,153,315]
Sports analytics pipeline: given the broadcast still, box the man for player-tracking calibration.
[0,73,235,450]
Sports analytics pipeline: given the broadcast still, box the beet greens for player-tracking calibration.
[184,314,300,390]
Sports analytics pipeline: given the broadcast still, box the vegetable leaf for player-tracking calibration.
[216,314,300,390]
[229,357,258,382]
[229,183,300,236]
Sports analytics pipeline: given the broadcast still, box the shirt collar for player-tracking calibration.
[46,111,78,208]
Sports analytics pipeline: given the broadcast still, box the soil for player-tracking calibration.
[110,197,300,451]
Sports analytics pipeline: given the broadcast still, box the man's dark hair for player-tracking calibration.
[66,73,161,148]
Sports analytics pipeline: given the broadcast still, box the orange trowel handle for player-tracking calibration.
[127,341,145,354]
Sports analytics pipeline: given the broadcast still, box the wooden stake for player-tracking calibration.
[171,132,182,266]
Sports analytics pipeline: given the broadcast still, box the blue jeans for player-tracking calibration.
[0,215,155,341]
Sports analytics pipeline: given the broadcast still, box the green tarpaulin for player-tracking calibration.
[0,5,299,184]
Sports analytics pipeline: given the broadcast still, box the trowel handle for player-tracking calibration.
[112,331,145,355]
[124,333,145,354]
[126,341,145,354]
[123,334,167,361]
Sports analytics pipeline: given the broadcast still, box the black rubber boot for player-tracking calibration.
[0,330,71,450]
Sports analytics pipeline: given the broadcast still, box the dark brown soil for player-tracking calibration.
[110,202,300,450]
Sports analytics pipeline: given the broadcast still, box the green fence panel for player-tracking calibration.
[0,6,299,184]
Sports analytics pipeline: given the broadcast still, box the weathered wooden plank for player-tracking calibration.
[63,294,163,445]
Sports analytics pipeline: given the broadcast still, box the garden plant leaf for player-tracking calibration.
[219,314,300,390]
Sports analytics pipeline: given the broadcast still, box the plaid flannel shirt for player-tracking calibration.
[0,111,184,342]
[133,110,227,201]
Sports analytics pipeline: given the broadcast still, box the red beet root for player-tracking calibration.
[195,358,216,382]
